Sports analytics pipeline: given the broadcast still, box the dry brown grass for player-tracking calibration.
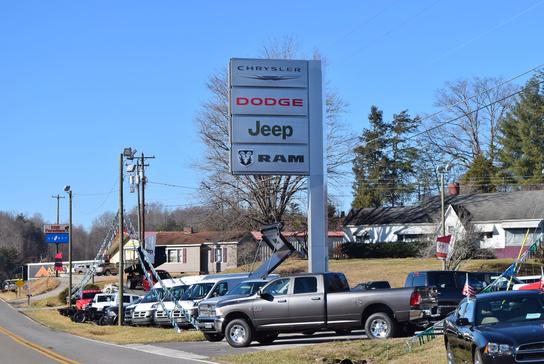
[1,277,60,303]
[25,309,204,344]
[214,336,445,364]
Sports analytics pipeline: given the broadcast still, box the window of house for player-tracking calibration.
[210,247,228,263]
[479,232,493,239]
[167,248,187,263]
[505,228,536,246]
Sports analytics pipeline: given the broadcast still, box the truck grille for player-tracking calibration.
[516,342,544,362]
[132,311,150,319]
[156,310,182,319]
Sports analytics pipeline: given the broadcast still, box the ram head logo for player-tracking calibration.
[238,150,253,166]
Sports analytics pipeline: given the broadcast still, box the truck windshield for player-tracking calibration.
[141,288,164,303]
[228,281,267,296]
[182,283,215,300]
[163,285,188,302]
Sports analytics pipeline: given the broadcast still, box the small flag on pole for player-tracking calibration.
[436,235,451,259]
[462,272,476,297]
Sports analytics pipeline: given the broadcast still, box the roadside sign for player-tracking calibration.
[436,235,452,259]
[15,280,24,288]
[229,58,319,176]
[44,224,69,244]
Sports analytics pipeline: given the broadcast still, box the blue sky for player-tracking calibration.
[1,0,542,228]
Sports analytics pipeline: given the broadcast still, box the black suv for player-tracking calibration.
[404,271,498,318]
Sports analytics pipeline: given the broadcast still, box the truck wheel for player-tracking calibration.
[225,318,253,347]
[203,333,224,342]
[97,316,109,326]
[73,311,86,323]
[255,331,278,345]
[364,313,396,339]
[104,270,111,276]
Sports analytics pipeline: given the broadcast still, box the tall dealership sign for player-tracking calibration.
[229,58,328,272]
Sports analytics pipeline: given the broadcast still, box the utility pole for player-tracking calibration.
[440,172,446,271]
[139,153,155,252]
[118,152,125,326]
[51,194,65,278]
[140,153,146,251]
[63,186,72,307]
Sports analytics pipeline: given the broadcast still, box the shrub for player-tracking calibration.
[83,284,100,290]
[58,287,69,304]
[340,241,426,259]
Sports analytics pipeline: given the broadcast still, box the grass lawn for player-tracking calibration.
[24,309,204,344]
[214,336,446,364]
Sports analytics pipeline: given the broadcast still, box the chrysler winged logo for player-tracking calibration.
[242,75,300,81]
[238,150,253,166]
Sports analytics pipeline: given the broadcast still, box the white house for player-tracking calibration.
[344,190,544,259]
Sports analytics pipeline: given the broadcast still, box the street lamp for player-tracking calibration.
[437,163,453,270]
[63,185,73,307]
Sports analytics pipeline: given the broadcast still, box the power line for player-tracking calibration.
[147,181,199,190]
[362,75,544,147]
[428,0,544,65]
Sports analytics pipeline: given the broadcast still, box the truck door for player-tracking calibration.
[288,276,325,329]
[252,278,291,330]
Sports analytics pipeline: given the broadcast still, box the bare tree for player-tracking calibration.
[195,39,355,225]
[422,77,517,169]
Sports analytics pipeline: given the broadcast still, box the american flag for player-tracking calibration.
[462,273,476,297]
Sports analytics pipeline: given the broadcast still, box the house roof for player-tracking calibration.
[344,190,544,226]
[250,231,344,240]
[152,231,248,246]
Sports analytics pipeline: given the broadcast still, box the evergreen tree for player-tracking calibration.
[385,111,420,206]
[352,106,389,208]
[498,76,544,184]
[460,153,496,193]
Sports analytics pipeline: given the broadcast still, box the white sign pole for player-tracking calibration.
[307,60,328,273]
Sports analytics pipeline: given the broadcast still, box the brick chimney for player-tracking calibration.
[448,182,460,196]
[183,226,194,234]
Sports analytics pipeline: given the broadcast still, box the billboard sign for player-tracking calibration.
[229,58,318,175]
[44,224,69,244]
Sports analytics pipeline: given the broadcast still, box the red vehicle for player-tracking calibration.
[142,270,172,291]
[75,289,102,310]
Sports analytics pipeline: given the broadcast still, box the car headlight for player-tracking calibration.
[215,306,224,316]
[485,342,513,356]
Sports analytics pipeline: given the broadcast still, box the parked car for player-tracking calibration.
[131,279,179,326]
[72,264,91,274]
[198,272,438,347]
[195,277,275,341]
[75,289,102,310]
[152,283,191,327]
[99,297,142,326]
[2,279,17,292]
[73,293,141,323]
[126,266,172,290]
[95,261,118,276]
[352,281,391,291]
[177,274,253,326]
[404,271,499,318]
[444,290,544,364]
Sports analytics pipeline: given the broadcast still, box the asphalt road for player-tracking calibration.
[0,300,215,364]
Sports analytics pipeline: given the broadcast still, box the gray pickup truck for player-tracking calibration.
[197,272,437,347]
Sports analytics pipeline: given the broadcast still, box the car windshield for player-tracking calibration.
[182,283,215,300]
[476,295,544,325]
[141,288,164,303]
[96,295,113,303]
[82,292,97,299]
[162,285,188,302]
[228,281,267,296]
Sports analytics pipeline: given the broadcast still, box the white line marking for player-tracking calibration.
[125,344,217,363]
